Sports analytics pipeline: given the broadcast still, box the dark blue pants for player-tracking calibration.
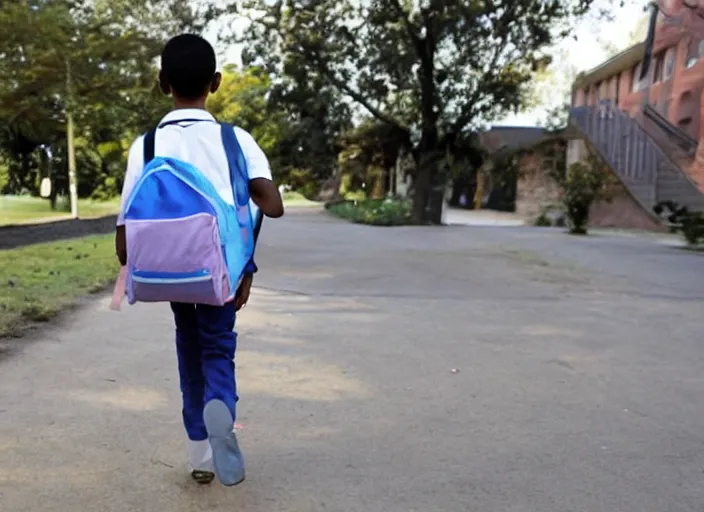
[170,302,238,441]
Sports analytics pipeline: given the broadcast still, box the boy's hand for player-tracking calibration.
[235,274,253,311]
[115,226,127,266]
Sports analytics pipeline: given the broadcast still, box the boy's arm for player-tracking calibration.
[243,208,264,276]
[235,127,284,218]
[115,138,143,266]
[249,179,284,218]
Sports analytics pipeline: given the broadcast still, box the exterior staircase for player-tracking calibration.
[570,103,704,217]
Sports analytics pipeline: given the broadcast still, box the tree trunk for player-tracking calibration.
[410,152,442,224]
[66,57,79,219]
[411,164,431,224]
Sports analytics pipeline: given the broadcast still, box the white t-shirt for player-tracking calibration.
[117,108,271,226]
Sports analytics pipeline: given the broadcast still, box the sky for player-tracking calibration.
[498,0,650,126]
[206,0,650,128]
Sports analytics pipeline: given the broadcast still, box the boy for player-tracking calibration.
[115,34,283,486]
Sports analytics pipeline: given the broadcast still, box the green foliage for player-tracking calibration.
[209,61,350,196]
[654,201,704,247]
[327,199,411,226]
[208,66,280,153]
[562,158,615,235]
[0,0,215,198]
[235,0,606,223]
[337,119,409,199]
[534,212,553,227]
[533,204,566,228]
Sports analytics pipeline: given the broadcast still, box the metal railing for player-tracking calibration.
[570,103,704,212]
[571,103,661,204]
[643,104,698,155]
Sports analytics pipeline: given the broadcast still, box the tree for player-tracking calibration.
[337,119,410,199]
[600,12,649,58]
[530,47,580,130]
[0,0,216,206]
[556,155,616,235]
[233,0,612,224]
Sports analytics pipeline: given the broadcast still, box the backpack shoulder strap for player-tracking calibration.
[143,128,156,164]
[144,118,214,165]
[253,208,264,242]
[220,123,249,207]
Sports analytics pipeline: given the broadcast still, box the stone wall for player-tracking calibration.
[515,152,562,221]
[515,138,666,231]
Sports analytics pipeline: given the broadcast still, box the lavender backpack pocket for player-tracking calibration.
[122,124,254,306]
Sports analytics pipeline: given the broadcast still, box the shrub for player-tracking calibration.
[654,201,704,246]
[533,204,566,228]
[327,198,411,226]
[562,159,614,235]
[534,212,552,227]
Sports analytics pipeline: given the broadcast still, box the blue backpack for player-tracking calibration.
[121,122,255,306]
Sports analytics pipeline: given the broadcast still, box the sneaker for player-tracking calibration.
[203,399,245,486]
[187,439,215,485]
[190,467,215,485]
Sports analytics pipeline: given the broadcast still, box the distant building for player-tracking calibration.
[568,0,704,229]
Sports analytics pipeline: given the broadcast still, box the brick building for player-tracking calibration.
[568,0,704,229]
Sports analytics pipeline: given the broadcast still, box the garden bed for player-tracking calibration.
[326,198,412,226]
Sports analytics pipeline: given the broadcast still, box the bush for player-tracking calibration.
[533,204,565,228]
[654,201,704,246]
[534,212,552,227]
[327,198,411,226]
[562,159,614,235]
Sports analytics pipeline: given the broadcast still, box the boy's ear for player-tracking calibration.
[158,70,171,96]
[210,72,222,94]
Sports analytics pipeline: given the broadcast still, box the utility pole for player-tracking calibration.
[66,57,78,219]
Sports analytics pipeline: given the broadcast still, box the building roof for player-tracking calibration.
[479,126,552,153]
[572,42,645,90]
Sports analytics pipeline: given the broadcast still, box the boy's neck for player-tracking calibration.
[172,97,208,111]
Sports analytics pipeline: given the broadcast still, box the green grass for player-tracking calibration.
[343,190,367,201]
[0,234,119,338]
[327,198,412,226]
[282,190,319,207]
[0,195,119,226]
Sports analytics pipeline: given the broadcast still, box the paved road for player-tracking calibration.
[0,215,117,250]
[2,207,704,511]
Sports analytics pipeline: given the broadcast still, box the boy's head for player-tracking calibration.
[159,34,222,102]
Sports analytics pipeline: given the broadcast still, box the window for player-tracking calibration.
[685,38,704,68]
[631,63,643,92]
[653,52,664,83]
[663,47,676,80]
[614,75,621,105]
[600,80,609,100]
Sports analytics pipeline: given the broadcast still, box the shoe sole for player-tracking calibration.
[203,399,245,487]
[191,469,215,485]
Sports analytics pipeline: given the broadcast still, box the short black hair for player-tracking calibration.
[161,34,217,99]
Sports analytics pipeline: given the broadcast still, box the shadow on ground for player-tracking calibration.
[0,215,117,250]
